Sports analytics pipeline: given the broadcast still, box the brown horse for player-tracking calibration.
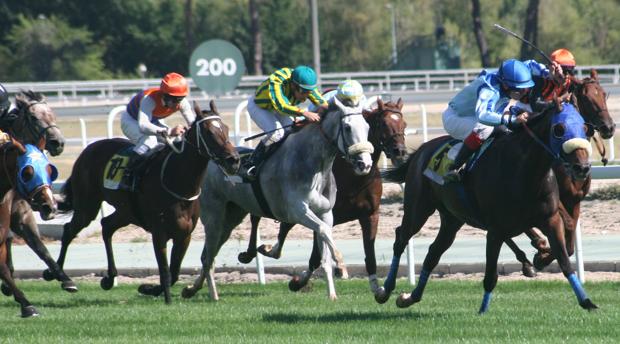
[0,138,59,317]
[0,90,76,294]
[378,100,597,313]
[53,101,239,303]
[238,98,408,293]
[504,70,616,275]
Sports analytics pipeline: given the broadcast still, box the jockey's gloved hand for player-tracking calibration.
[292,119,307,132]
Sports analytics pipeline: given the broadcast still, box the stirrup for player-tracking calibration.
[443,168,463,183]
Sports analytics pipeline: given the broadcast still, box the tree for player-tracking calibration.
[5,15,109,81]
[249,0,263,75]
[471,0,490,67]
[520,0,540,60]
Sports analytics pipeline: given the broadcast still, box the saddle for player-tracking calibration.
[423,138,495,186]
[103,145,163,191]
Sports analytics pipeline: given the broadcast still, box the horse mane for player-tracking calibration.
[15,90,45,108]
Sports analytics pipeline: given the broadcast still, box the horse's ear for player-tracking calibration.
[590,69,598,80]
[209,100,218,114]
[397,97,403,109]
[377,98,384,111]
[193,101,203,118]
[553,95,564,113]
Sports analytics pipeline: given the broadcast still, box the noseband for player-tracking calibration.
[319,111,374,161]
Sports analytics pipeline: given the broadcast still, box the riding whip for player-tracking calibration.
[492,24,553,65]
[243,120,307,142]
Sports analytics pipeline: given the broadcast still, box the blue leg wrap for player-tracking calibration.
[568,273,587,303]
[411,269,430,300]
[384,255,400,292]
[478,291,492,314]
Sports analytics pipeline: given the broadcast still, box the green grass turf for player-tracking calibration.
[1,278,618,343]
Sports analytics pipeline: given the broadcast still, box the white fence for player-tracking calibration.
[5,64,620,104]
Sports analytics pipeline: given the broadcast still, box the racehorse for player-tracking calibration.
[237,98,407,294]
[53,101,239,304]
[378,98,597,313]
[503,70,616,275]
[0,138,59,317]
[0,90,76,294]
[181,96,374,301]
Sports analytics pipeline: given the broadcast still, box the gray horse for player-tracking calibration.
[182,97,374,301]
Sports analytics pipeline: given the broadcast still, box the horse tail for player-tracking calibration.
[381,149,418,183]
[57,177,74,212]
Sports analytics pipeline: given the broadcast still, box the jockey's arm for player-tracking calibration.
[476,87,517,127]
[308,88,327,108]
[137,98,168,136]
[268,75,304,117]
[178,98,197,125]
[524,59,563,82]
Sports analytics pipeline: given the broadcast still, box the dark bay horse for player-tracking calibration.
[0,139,59,317]
[0,91,76,294]
[378,100,597,313]
[53,101,239,304]
[238,98,408,293]
[504,70,616,275]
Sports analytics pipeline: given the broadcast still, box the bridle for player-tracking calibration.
[371,107,405,158]
[318,108,374,161]
[19,100,60,145]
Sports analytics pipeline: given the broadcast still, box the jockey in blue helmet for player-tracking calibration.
[442,58,562,181]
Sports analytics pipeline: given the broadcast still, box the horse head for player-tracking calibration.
[15,144,58,220]
[544,100,592,181]
[364,97,407,166]
[570,70,616,139]
[189,100,240,175]
[323,96,374,175]
[14,90,65,156]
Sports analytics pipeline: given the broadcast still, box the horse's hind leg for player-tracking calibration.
[0,236,14,296]
[56,199,102,270]
[238,215,261,264]
[504,238,536,277]
[141,234,191,302]
[360,213,380,292]
[395,211,463,308]
[478,231,504,314]
[99,210,130,290]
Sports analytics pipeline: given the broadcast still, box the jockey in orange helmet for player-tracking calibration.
[119,72,196,190]
[519,49,576,111]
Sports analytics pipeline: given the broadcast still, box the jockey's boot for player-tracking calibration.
[443,144,477,183]
[120,151,145,191]
[238,141,268,181]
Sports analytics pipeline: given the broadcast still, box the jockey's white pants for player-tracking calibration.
[120,111,166,155]
[442,106,494,141]
[247,96,294,146]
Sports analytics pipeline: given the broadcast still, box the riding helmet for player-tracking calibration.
[291,65,318,90]
[160,73,189,97]
[498,59,535,89]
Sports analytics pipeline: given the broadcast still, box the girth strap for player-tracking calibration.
[251,179,275,219]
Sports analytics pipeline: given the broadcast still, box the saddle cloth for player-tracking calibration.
[103,147,133,190]
[423,138,494,186]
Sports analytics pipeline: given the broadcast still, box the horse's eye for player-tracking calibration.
[552,123,566,138]
[21,167,34,182]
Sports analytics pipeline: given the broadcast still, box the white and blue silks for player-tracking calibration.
[443,60,550,140]
[16,144,58,198]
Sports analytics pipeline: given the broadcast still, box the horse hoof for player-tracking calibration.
[61,281,79,293]
[374,287,390,304]
[533,252,553,271]
[396,293,413,308]
[580,298,599,311]
[521,263,537,278]
[138,284,163,297]
[21,305,40,318]
[1,283,13,296]
[334,267,349,279]
[181,286,197,299]
[42,269,55,281]
[237,251,255,264]
[100,276,117,290]
[329,294,338,301]
[258,244,280,259]
[288,275,305,292]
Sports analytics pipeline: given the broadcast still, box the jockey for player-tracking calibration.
[119,72,196,190]
[443,58,563,181]
[0,83,14,143]
[239,65,327,180]
[520,48,576,111]
[309,79,368,111]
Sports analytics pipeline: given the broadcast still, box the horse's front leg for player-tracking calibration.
[540,213,597,310]
[360,213,379,292]
[503,238,536,277]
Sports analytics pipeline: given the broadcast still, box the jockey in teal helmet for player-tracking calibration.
[442,58,562,181]
[238,65,327,180]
